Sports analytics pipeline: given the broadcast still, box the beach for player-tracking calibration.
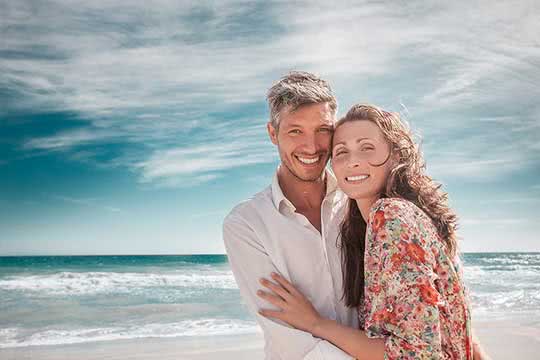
[1,254,539,359]
[1,319,539,359]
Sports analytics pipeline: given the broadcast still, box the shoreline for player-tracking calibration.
[1,318,540,359]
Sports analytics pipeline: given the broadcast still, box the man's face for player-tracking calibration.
[267,102,334,182]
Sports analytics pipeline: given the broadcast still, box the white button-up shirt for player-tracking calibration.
[223,169,358,359]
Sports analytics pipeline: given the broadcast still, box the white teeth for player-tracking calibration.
[297,156,319,164]
[346,175,369,181]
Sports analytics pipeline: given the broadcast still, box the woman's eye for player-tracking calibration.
[334,150,346,156]
[319,128,331,133]
[361,146,374,151]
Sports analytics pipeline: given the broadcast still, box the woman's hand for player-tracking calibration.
[257,272,323,333]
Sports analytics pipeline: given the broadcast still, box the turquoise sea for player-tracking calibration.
[1,253,539,348]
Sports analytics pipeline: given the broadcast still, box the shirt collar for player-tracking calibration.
[271,166,339,213]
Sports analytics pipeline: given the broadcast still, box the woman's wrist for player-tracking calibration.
[310,317,332,338]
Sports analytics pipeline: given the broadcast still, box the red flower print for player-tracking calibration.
[419,284,440,306]
[372,308,387,322]
[401,341,415,351]
[386,310,399,326]
[390,253,403,271]
[413,304,424,317]
[363,198,473,359]
[378,230,388,242]
[406,242,426,263]
[370,284,382,294]
[372,210,386,233]
[453,280,461,294]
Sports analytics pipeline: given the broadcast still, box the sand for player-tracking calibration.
[1,319,539,359]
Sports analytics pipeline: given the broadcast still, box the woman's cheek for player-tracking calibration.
[331,157,345,175]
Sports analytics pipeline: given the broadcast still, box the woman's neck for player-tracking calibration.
[355,195,381,223]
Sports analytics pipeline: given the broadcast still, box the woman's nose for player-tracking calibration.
[347,153,363,168]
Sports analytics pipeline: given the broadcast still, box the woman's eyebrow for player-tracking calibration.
[333,137,371,148]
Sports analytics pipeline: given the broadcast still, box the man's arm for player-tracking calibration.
[223,212,354,360]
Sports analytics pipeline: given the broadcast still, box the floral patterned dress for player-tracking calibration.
[361,198,473,359]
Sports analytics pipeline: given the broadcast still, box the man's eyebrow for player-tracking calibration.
[286,123,304,128]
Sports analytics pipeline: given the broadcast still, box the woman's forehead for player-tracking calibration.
[334,120,385,144]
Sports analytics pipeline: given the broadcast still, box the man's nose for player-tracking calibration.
[301,133,318,154]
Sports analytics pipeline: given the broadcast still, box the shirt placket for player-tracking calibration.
[321,194,338,320]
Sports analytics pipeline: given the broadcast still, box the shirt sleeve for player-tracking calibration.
[363,199,445,360]
[223,212,355,360]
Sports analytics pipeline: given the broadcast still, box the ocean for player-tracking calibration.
[0,253,539,348]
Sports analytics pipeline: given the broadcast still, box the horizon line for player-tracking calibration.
[1,251,539,257]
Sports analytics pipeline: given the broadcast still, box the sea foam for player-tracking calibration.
[0,319,260,348]
[0,270,238,296]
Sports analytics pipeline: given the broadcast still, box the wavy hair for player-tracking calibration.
[266,71,337,131]
[336,104,459,307]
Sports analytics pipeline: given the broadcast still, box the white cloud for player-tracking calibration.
[48,194,121,213]
[3,0,540,185]
[24,128,121,150]
[135,139,277,185]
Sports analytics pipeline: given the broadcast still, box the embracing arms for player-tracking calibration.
[258,272,384,360]
[223,212,355,359]
[258,199,486,359]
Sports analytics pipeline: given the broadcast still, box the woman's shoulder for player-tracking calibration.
[368,197,420,224]
[366,198,437,267]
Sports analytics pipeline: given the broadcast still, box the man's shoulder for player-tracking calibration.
[224,185,273,225]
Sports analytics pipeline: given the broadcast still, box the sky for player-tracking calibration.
[1,0,539,255]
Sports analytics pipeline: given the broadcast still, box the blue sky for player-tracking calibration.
[1,1,539,255]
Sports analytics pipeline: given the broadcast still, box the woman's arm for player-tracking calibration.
[312,314,385,359]
[258,272,384,360]
[259,199,471,359]
[472,331,492,360]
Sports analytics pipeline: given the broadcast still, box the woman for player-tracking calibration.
[257,104,483,359]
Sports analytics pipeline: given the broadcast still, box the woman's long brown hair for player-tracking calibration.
[336,104,459,307]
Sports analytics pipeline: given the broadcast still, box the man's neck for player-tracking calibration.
[277,165,327,211]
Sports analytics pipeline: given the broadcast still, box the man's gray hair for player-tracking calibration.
[266,71,337,131]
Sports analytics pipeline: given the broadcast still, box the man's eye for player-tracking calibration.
[334,150,346,156]
[319,128,331,133]
[289,129,301,134]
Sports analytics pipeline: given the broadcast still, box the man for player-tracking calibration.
[223,71,357,359]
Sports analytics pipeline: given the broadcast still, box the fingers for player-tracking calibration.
[258,308,284,320]
[259,277,291,301]
[257,289,286,308]
[270,272,302,297]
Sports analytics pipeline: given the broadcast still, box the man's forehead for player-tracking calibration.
[280,105,335,126]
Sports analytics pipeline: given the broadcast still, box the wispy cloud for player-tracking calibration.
[48,194,121,213]
[2,0,540,186]
[135,134,277,187]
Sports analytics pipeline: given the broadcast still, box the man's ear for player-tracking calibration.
[267,122,278,145]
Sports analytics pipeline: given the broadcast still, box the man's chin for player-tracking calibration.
[293,167,326,182]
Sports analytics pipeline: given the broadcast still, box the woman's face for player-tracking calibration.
[331,120,393,201]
